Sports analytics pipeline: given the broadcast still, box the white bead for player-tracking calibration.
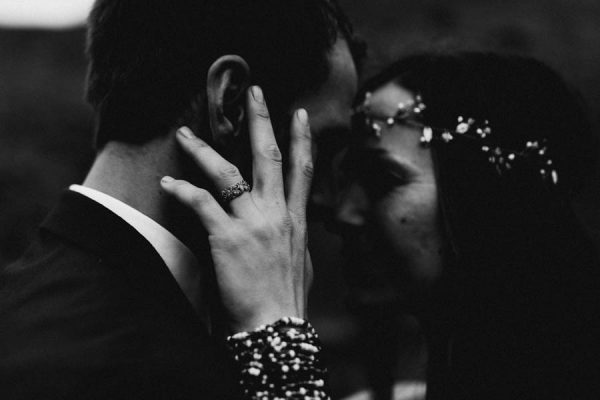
[231,332,249,340]
[421,126,433,143]
[299,343,318,353]
[456,123,469,134]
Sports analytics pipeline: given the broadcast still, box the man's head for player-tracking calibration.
[86,0,362,152]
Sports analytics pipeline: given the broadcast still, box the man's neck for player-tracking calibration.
[83,133,182,236]
[83,132,221,324]
[83,132,216,263]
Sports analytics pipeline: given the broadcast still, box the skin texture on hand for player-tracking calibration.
[161,86,313,333]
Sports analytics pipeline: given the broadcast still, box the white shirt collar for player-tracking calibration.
[69,184,206,318]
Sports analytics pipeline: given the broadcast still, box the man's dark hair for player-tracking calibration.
[85,0,363,148]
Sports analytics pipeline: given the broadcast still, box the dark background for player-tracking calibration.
[2,0,600,397]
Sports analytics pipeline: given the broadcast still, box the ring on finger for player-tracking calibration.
[219,179,252,204]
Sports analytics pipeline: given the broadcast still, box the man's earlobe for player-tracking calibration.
[206,55,251,147]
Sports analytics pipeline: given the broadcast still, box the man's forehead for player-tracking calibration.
[292,38,358,135]
[322,38,359,110]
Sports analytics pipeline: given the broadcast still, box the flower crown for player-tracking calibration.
[353,92,559,186]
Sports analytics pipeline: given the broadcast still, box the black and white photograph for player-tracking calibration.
[1,1,599,399]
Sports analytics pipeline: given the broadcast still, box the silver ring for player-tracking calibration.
[219,180,251,203]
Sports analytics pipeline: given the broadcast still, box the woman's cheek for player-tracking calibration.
[375,193,419,255]
[375,188,443,284]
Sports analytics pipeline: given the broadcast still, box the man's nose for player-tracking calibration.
[334,181,368,230]
[310,182,337,215]
[309,158,342,221]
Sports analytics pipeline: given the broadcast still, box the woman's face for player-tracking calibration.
[336,82,444,305]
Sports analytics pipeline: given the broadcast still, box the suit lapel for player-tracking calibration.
[41,190,205,332]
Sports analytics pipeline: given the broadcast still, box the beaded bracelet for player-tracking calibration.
[226,317,330,400]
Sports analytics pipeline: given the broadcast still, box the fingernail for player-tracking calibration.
[297,108,308,125]
[251,86,264,104]
[177,126,195,139]
[161,176,175,184]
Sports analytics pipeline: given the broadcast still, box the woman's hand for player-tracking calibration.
[161,86,313,333]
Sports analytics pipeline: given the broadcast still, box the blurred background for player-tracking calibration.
[2,0,600,398]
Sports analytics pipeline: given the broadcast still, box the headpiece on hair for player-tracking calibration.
[353,92,558,186]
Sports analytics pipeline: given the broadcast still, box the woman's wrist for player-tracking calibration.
[228,308,304,334]
[226,317,330,399]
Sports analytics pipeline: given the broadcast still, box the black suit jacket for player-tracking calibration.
[0,191,239,399]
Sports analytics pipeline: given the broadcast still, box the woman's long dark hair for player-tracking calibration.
[360,53,600,399]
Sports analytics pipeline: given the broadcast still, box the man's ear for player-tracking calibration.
[206,55,250,147]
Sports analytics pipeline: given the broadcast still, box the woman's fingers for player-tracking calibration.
[160,177,231,234]
[304,249,314,314]
[286,109,313,217]
[247,86,285,202]
[164,89,312,333]
[175,127,253,210]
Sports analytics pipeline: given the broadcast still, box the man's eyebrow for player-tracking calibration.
[315,126,351,149]
[343,146,384,165]
[359,147,390,161]
[341,147,393,177]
